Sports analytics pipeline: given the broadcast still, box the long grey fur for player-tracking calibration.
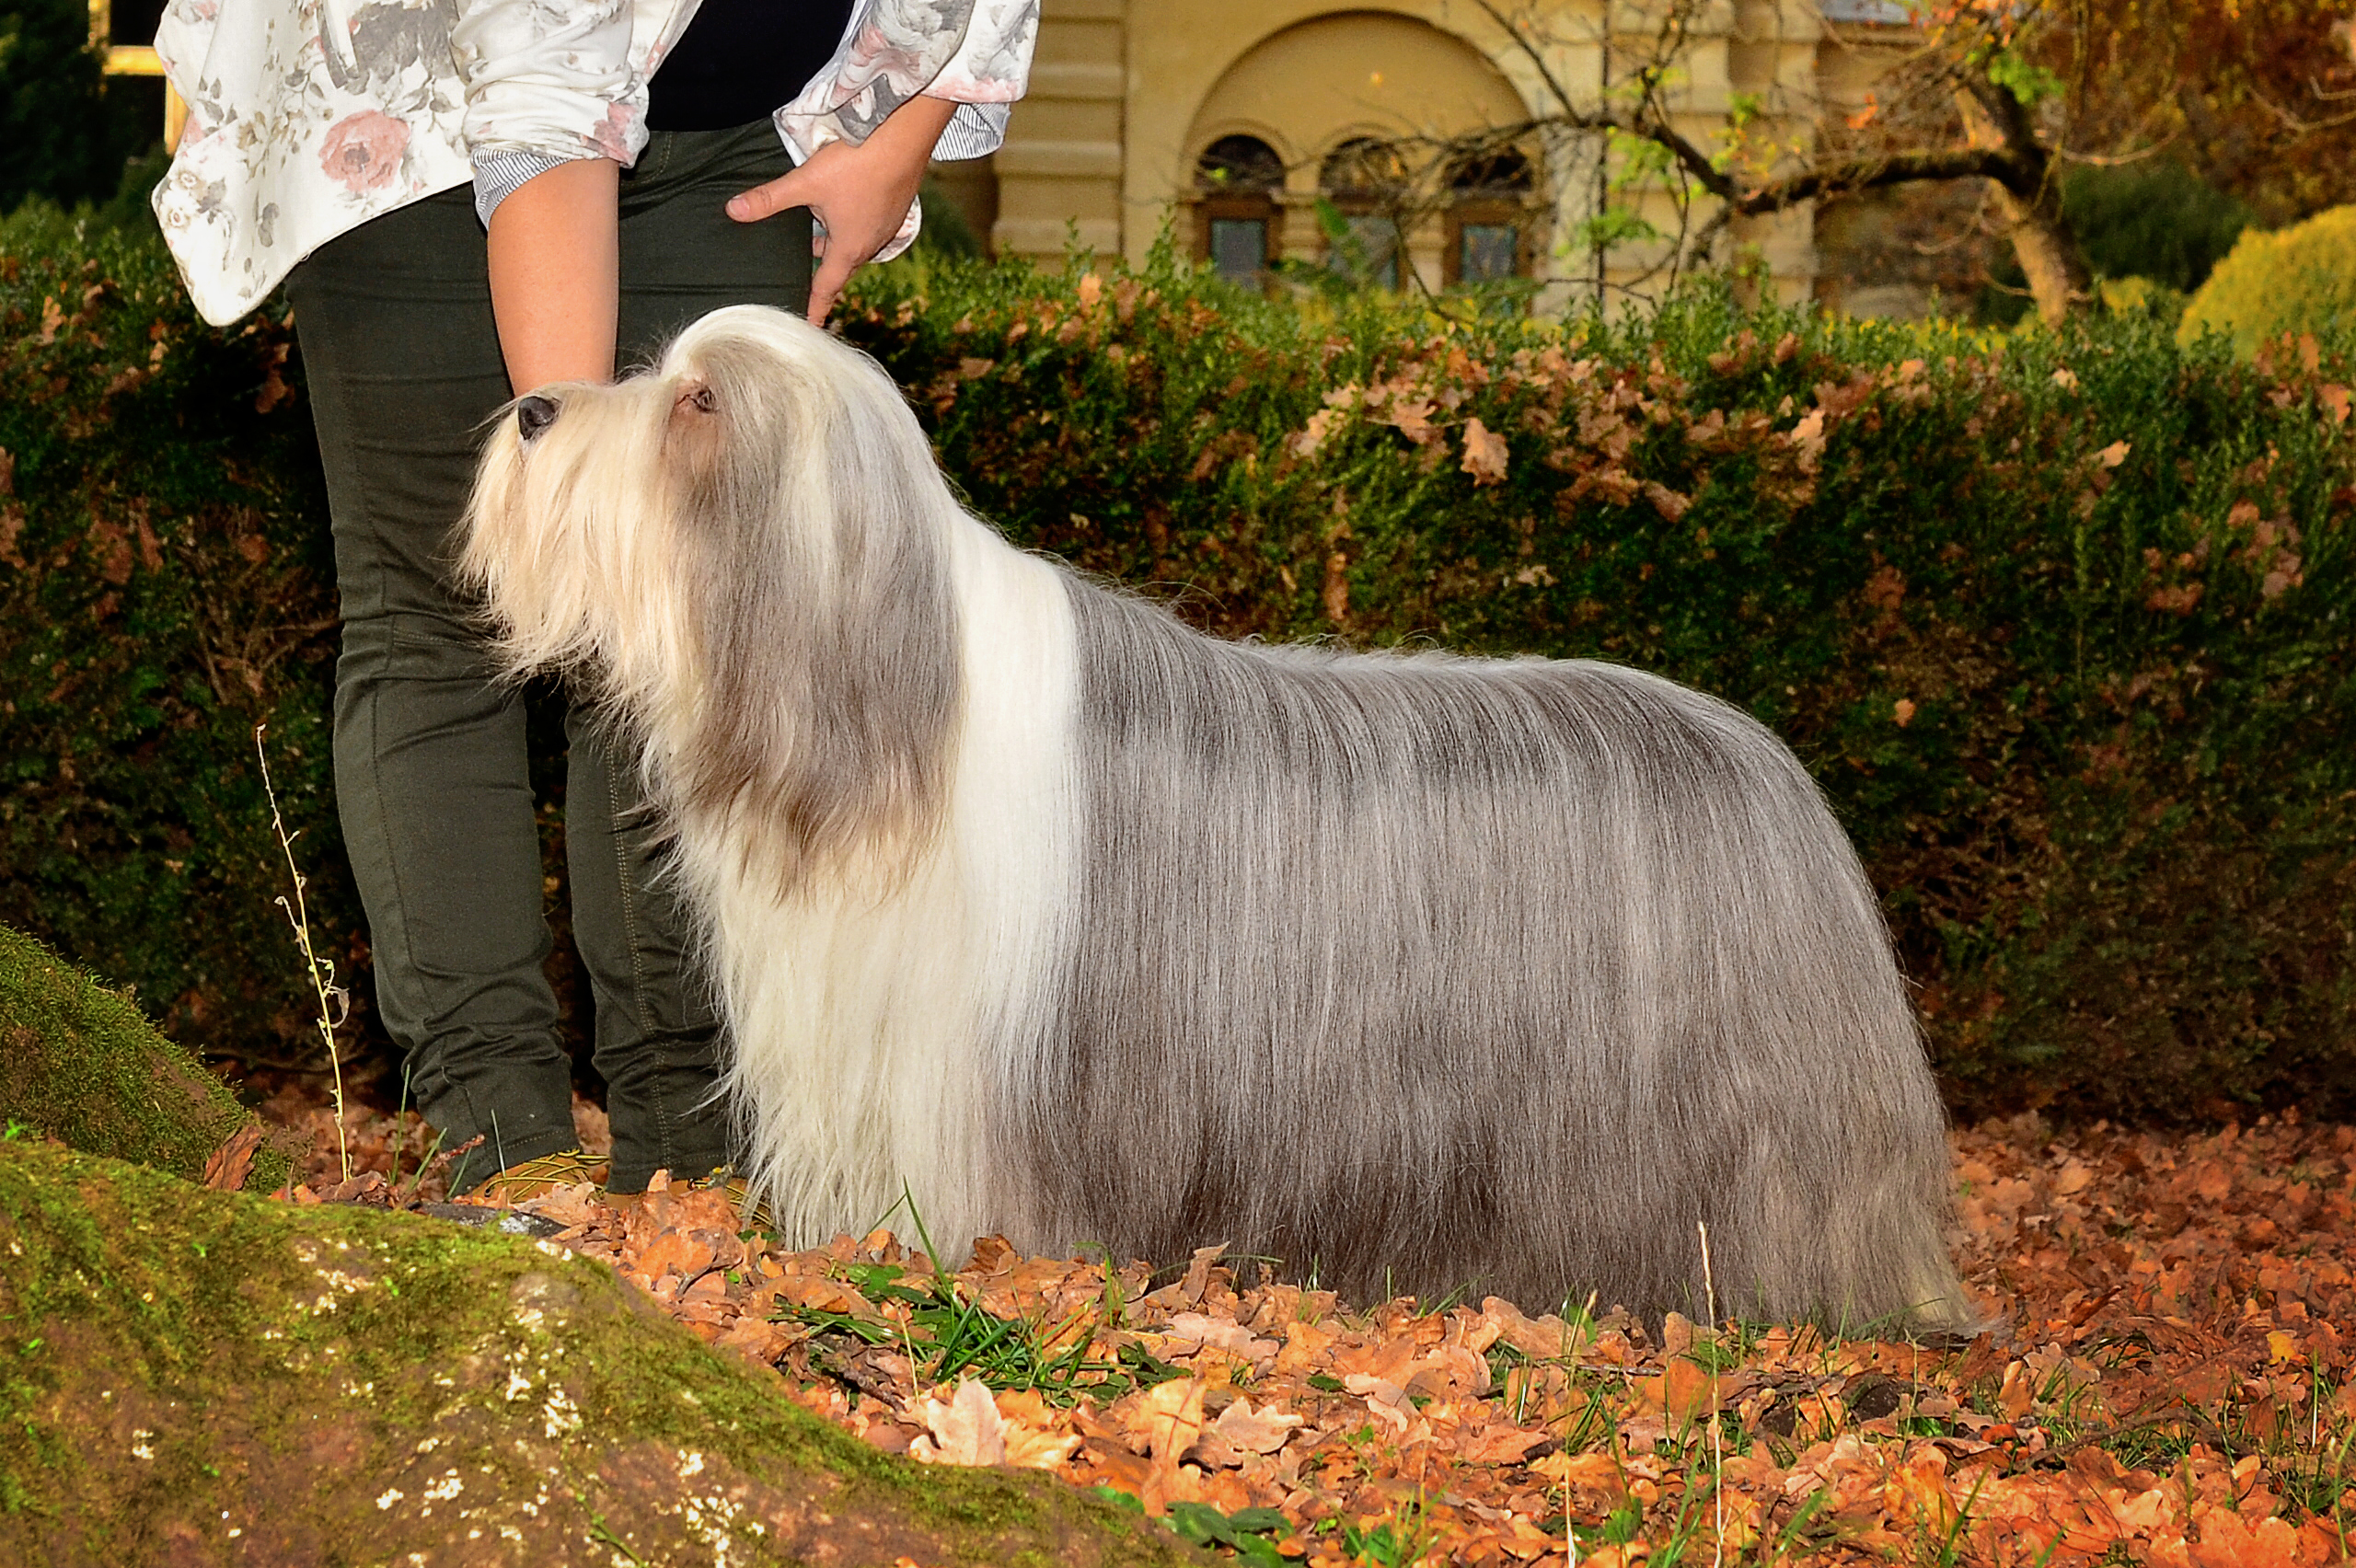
[468,305,1973,1334]
[1021,585,1970,1330]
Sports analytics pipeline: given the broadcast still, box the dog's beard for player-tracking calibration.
[462,378,684,703]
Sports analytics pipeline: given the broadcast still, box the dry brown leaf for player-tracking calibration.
[1461,416,1508,484]
[1642,480,1690,522]
[1344,1372,1416,1434]
[1994,1360,2036,1421]
[2187,1508,2308,1568]
[1163,1311,1276,1363]
[1117,1378,1207,1516]
[201,1124,268,1192]
[1168,1243,1225,1309]
[1455,1421,1552,1464]
[909,1378,1007,1467]
[1290,407,1343,456]
[630,1227,719,1286]
[1632,1356,1724,1423]
[714,1315,791,1366]
[517,1180,605,1230]
[1273,1316,1339,1374]
[1126,1377,1207,1463]
[1530,1450,1627,1497]
[1382,398,1438,445]
[992,1389,1084,1470]
[1403,1344,1489,1401]
[1882,1448,1958,1534]
[1208,1397,1303,1456]
[1480,1297,1579,1361]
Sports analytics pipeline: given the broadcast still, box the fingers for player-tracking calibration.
[804,247,859,326]
[727,169,807,225]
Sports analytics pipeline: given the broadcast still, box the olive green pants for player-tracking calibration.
[287,122,813,1193]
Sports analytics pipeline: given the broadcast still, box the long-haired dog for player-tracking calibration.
[462,305,1974,1332]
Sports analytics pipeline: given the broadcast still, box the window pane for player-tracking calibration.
[1461,223,1519,282]
[1198,136,1284,193]
[1329,215,1401,289]
[1209,218,1268,282]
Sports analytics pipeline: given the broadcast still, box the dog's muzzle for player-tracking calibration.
[515,395,560,444]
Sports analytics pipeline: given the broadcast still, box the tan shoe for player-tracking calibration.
[688,1168,778,1235]
[464,1147,610,1205]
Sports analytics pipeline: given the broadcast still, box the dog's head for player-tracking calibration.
[463,306,949,707]
[461,305,960,879]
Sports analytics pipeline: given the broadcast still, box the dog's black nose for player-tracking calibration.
[515,395,560,443]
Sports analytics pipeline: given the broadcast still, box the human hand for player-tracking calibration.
[726,96,957,323]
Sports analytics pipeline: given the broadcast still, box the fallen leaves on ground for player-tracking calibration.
[260,1090,2356,1566]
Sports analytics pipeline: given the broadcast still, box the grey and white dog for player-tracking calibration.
[463,304,1975,1332]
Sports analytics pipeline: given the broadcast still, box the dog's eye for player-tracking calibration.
[676,383,717,417]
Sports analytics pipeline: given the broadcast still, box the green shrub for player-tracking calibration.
[2066,162,2252,296]
[2180,205,2356,356]
[0,207,347,1061]
[6,215,2353,1124]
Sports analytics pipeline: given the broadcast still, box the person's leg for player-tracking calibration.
[286,188,577,1193]
[567,123,816,1193]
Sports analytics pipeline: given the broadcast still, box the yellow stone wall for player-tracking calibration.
[950,0,1921,311]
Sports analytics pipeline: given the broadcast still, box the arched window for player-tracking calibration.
[1445,148,1536,286]
[1320,138,1410,290]
[1194,135,1285,284]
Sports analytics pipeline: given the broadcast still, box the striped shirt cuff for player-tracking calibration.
[933,103,1010,162]
[472,149,582,227]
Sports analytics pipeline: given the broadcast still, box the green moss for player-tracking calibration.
[0,1137,1206,1565]
[0,923,295,1192]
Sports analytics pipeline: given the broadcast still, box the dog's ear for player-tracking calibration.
[673,334,962,889]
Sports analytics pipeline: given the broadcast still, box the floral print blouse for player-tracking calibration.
[151,0,1038,325]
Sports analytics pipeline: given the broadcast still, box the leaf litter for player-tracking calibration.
[259,1090,2356,1566]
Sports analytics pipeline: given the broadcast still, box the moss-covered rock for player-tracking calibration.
[0,1136,1207,1565]
[0,923,298,1192]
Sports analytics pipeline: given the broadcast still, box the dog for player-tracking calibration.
[462,304,1975,1332]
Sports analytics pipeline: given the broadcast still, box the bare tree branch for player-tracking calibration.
[1729,145,2021,215]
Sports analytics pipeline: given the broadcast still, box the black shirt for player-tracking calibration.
[645,0,859,133]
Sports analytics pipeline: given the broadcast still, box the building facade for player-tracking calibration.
[101,0,1934,313]
[935,0,1918,310]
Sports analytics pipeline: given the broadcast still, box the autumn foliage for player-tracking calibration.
[259,1081,2356,1568]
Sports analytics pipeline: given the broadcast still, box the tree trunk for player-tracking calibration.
[1992,183,2094,329]
[1954,77,2094,328]
[0,1137,1209,1567]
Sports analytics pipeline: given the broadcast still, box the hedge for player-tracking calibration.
[0,207,343,1065]
[3,214,2350,1123]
